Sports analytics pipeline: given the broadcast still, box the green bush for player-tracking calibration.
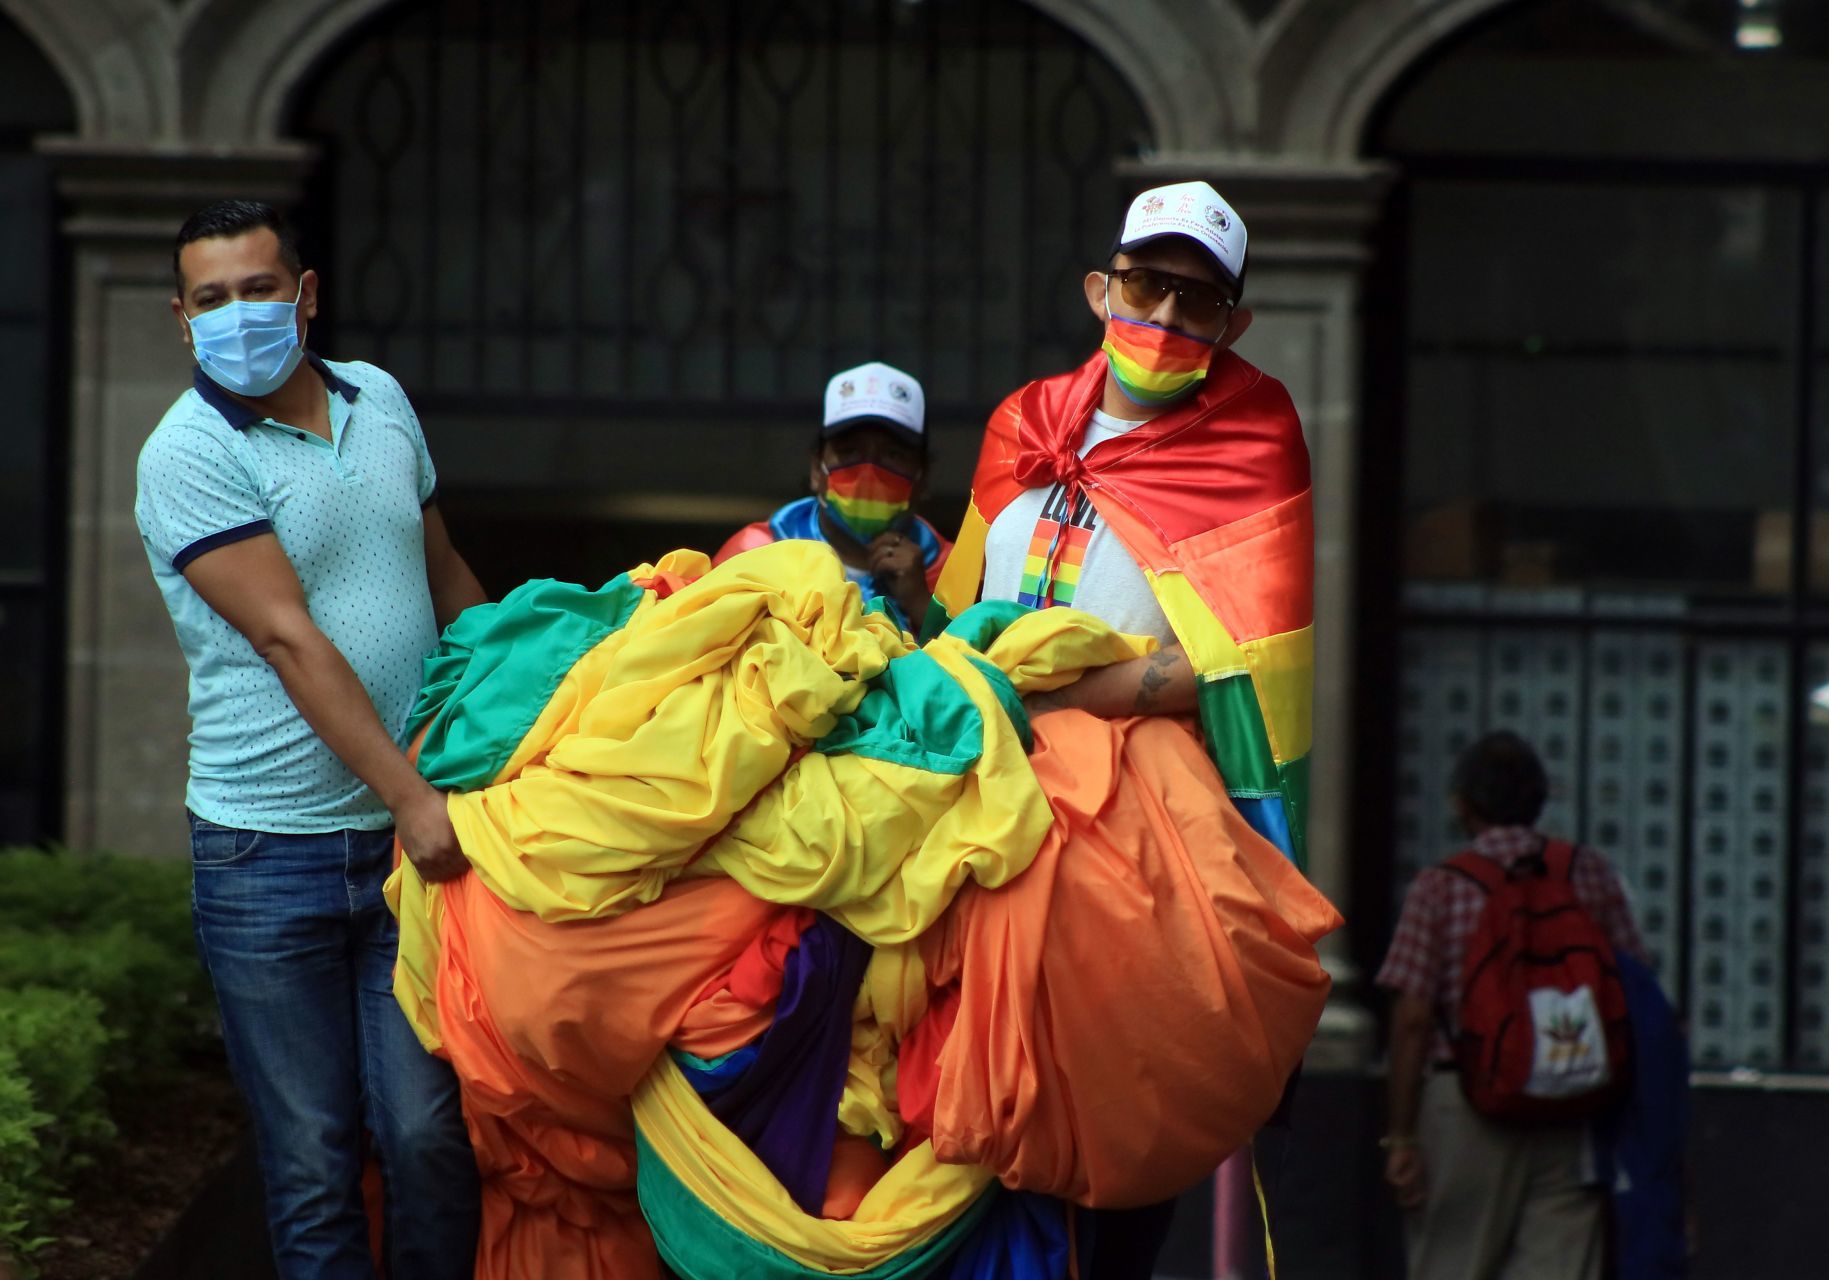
[0,925,207,1086]
[0,847,212,1076]
[0,849,213,1274]
[0,847,194,959]
[0,989,113,1153]
[0,989,114,1272]
[0,1048,54,1253]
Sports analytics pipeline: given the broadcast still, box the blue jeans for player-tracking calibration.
[189,814,481,1280]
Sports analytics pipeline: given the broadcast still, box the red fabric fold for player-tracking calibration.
[979,350,1309,549]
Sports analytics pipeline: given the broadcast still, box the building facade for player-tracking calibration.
[9,0,1829,1099]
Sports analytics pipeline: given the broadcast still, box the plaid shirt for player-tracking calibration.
[1375,826,1646,1063]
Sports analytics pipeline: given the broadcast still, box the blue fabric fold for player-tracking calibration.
[935,1191,1071,1279]
[673,1044,761,1094]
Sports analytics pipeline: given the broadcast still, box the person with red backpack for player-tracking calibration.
[1377,730,1647,1280]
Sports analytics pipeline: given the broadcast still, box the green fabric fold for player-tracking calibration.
[1195,673,1281,796]
[635,1129,996,1280]
[814,600,1035,774]
[1277,754,1311,871]
[407,575,648,790]
[813,652,985,776]
[935,598,1033,651]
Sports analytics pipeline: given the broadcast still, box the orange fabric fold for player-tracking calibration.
[919,711,1341,1209]
[432,873,791,1280]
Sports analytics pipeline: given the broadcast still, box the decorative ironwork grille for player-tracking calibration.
[292,0,1151,416]
[1382,168,1829,1072]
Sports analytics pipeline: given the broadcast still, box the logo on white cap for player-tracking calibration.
[823,361,924,440]
[1116,180,1246,287]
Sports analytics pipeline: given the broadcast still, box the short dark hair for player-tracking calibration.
[1451,730,1549,827]
[173,200,303,293]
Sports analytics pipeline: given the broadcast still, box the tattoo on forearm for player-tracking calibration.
[1133,647,1182,713]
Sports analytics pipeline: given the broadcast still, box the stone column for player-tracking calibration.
[1118,155,1393,1066]
[45,140,314,857]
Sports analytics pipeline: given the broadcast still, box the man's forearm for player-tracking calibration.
[430,558,486,631]
[261,627,432,812]
[893,586,930,632]
[1386,1015,1430,1139]
[1029,643,1197,717]
[423,504,488,630]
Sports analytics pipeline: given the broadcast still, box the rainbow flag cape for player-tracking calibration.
[926,348,1314,868]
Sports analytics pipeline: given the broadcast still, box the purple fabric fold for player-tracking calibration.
[703,912,872,1212]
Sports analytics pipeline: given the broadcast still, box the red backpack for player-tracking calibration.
[1446,840,1632,1124]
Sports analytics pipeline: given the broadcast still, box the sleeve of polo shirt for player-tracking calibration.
[1375,871,1443,1002]
[387,370,439,507]
[135,426,272,572]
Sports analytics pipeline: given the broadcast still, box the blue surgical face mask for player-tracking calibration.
[186,279,306,397]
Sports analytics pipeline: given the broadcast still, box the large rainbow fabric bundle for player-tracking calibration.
[386,541,1340,1279]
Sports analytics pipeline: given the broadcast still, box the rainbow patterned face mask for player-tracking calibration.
[1101,310,1221,408]
[819,461,917,543]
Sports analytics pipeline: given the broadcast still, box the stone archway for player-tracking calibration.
[172,0,1252,154]
[1028,0,1256,151]
[0,0,168,139]
[1257,0,1527,160]
[178,0,397,143]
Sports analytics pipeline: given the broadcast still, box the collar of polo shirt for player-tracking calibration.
[191,350,362,430]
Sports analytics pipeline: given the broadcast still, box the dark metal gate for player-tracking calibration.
[0,12,74,846]
[292,0,1152,415]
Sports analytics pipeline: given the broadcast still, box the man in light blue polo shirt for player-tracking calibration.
[135,199,482,1279]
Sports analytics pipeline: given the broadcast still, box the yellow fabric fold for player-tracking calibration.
[1146,568,1246,679]
[385,845,449,1052]
[837,946,929,1148]
[633,1055,993,1270]
[972,603,1156,695]
[1240,625,1315,766]
[446,543,910,923]
[691,612,1149,944]
[931,501,991,625]
[699,640,1044,945]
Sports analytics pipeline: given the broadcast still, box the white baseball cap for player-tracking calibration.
[1111,180,1247,294]
[821,361,925,450]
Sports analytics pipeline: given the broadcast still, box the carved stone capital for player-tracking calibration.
[37,138,316,244]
